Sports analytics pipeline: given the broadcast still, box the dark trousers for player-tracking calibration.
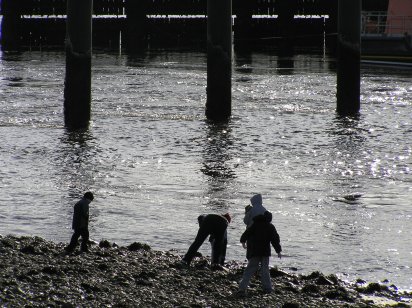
[67,228,89,252]
[183,217,227,264]
[211,237,227,265]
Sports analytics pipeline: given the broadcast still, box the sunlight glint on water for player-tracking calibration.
[0,49,411,290]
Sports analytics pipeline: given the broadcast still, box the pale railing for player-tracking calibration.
[362,11,412,35]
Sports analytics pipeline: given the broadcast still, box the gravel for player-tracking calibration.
[1,235,411,307]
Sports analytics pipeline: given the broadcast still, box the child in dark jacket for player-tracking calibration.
[182,213,231,267]
[238,211,282,295]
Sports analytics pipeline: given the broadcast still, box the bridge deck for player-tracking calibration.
[0,0,389,50]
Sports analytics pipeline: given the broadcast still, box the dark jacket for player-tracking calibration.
[240,212,281,259]
[72,197,90,230]
[198,214,229,236]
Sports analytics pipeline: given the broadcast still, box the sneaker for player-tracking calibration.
[263,288,273,294]
[64,246,74,254]
[176,259,190,268]
[211,263,223,271]
[236,290,247,298]
[62,250,72,256]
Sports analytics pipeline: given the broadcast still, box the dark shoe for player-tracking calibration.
[211,263,223,271]
[236,290,247,298]
[176,259,190,269]
[263,288,273,294]
[65,246,74,254]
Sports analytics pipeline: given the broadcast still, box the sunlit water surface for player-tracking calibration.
[0,49,411,290]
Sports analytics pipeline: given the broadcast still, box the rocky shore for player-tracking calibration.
[1,235,411,307]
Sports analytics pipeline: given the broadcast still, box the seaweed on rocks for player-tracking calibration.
[0,235,411,307]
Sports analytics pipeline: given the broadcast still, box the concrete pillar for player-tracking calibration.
[326,0,338,54]
[234,0,253,51]
[64,0,93,129]
[276,0,297,54]
[336,0,361,115]
[0,0,22,51]
[206,0,232,121]
[124,0,148,51]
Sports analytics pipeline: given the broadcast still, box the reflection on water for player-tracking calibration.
[332,115,367,178]
[0,49,411,290]
[234,51,253,74]
[328,115,367,247]
[58,129,97,197]
[277,57,295,75]
[201,121,235,209]
[53,129,102,230]
[201,122,235,180]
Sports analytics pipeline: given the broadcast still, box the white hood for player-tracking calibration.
[250,194,263,207]
[244,194,267,227]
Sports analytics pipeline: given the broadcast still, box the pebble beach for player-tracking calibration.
[1,235,411,307]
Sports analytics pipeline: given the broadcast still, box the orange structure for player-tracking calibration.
[361,0,412,65]
[385,0,412,35]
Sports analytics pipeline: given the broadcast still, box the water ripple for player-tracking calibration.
[0,50,411,290]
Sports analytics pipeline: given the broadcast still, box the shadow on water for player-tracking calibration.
[56,128,106,230]
[58,128,99,200]
[277,56,295,75]
[234,48,297,76]
[328,114,367,202]
[125,50,149,67]
[234,50,253,74]
[323,115,368,249]
[0,50,23,61]
[332,114,366,151]
[201,120,236,210]
[0,51,25,87]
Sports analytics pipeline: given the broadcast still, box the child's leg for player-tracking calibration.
[219,238,227,265]
[66,229,81,252]
[239,257,260,291]
[260,256,272,292]
[210,239,216,262]
[182,227,209,264]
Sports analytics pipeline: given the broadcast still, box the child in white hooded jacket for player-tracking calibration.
[243,194,267,228]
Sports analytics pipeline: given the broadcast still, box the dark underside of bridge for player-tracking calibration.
[1,0,389,51]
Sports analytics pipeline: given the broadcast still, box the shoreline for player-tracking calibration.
[1,235,411,307]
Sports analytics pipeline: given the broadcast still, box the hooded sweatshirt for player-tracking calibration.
[240,212,282,259]
[243,194,267,227]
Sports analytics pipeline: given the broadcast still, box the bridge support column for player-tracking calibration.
[277,0,297,55]
[0,0,22,51]
[125,0,148,51]
[64,0,93,129]
[206,0,232,122]
[337,0,361,116]
[234,0,253,51]
[326,0,338,54]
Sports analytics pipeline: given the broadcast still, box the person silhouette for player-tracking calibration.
[65,191,94,253]
[182,213,231,268]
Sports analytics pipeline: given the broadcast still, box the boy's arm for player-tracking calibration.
[270,225,282,255]
[240,229,249,244]
[81,203,90,221]
[243,210,251,225]
[240,224,254,244]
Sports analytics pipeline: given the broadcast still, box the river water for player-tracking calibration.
[0,47,411,290]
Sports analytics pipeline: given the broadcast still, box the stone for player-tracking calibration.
[99,240,111,248]
[0,235,409,307]
[128,242,151,251]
